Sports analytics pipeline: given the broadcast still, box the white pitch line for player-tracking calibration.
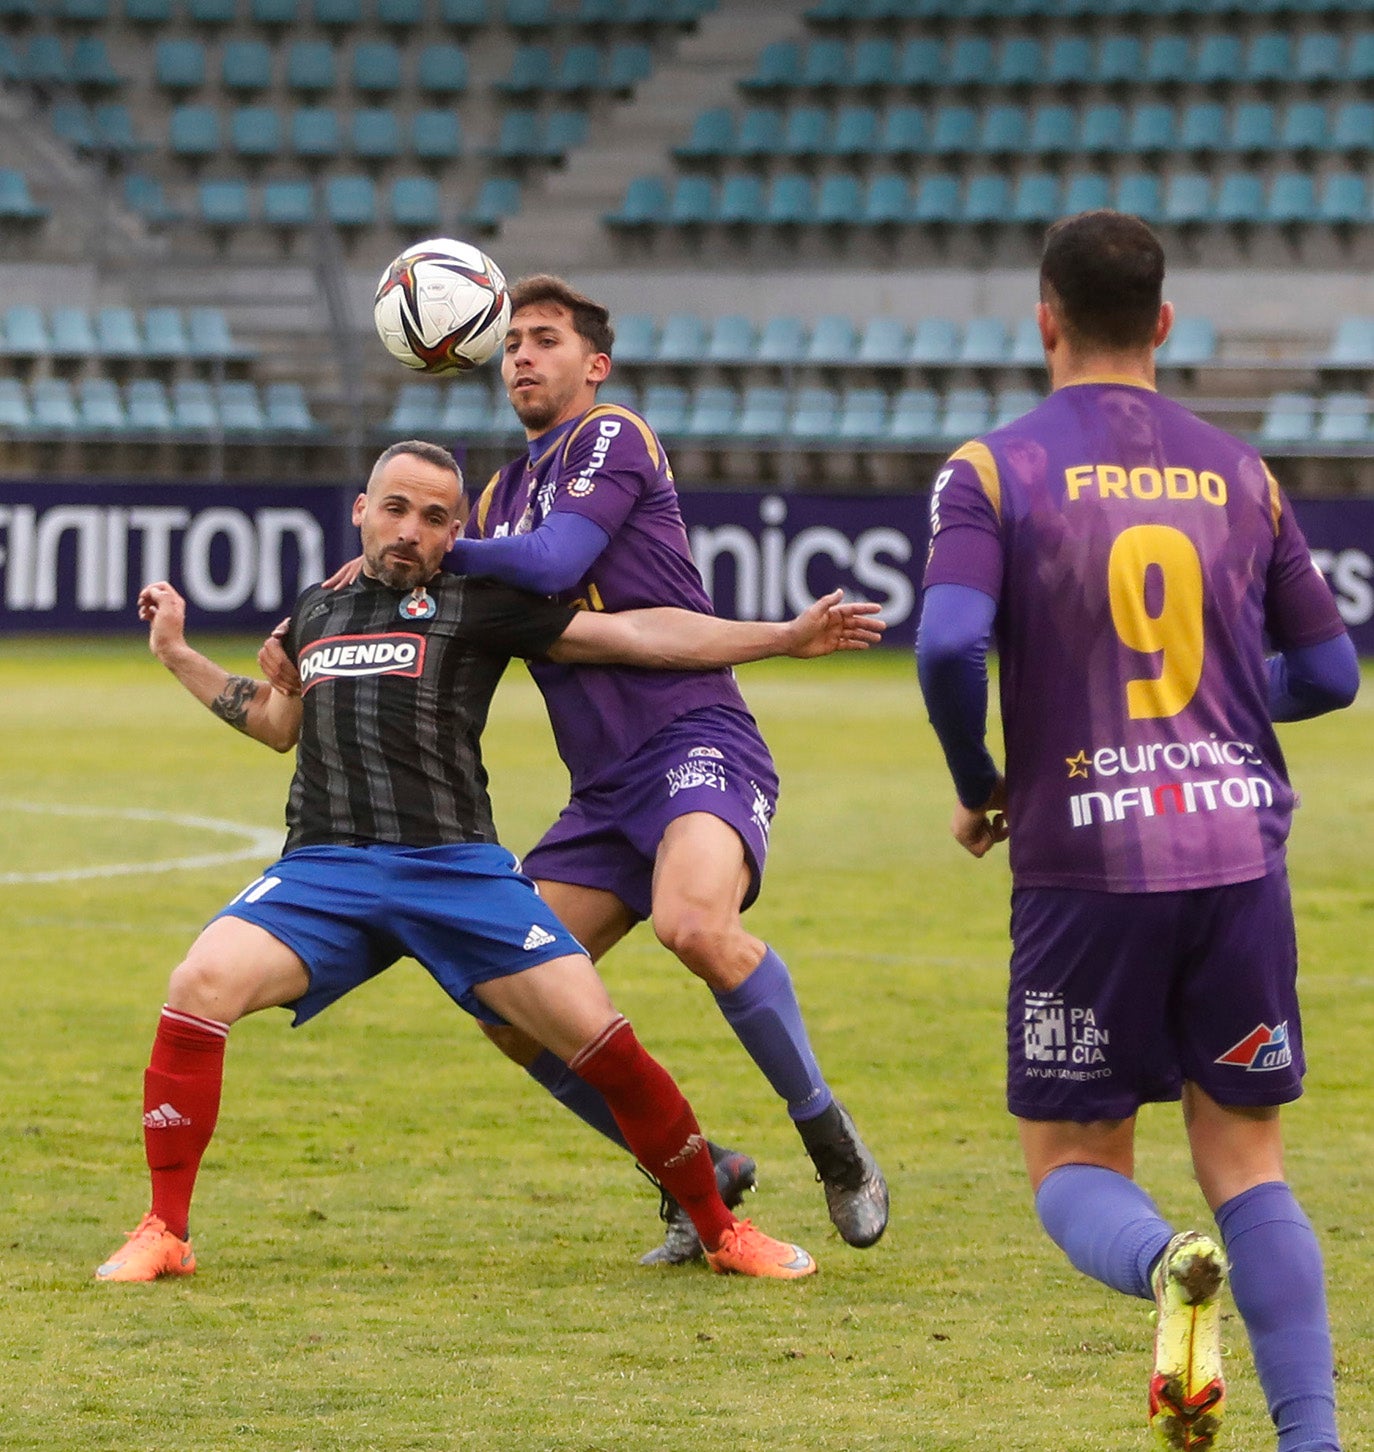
[0,802,281,885]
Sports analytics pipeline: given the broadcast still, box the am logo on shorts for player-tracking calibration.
[298,633,426,691]
[1216,1021,1292,1071]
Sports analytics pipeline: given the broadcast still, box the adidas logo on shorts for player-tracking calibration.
[523,924,557,951]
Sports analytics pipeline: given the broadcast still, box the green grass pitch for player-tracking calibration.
[1,639,1370,1452]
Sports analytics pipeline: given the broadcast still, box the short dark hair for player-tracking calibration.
[508,273,615,356]
[369,439,464,493]
[1039,210,1165,351]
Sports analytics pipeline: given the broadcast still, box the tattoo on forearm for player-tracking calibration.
[211,675,258,733]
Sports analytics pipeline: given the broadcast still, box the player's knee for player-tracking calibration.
[653,910,737,982]
[166,955,248,1023]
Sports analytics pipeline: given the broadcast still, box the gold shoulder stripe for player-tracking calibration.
[474,471,502,537]
[562,404,662,471]
[948,439,1002,519]
[1262,463,1283,536]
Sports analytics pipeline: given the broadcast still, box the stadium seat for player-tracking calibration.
[1145,33,1192,86]
[911,174,960,225]
[962,173,1010,225]
[377,0,423,24]
[656,313,709,363]
[743,41,803,92]
[1295,31,1343,85]
[264,381,316,433]
[612,313,656,363]
[95,306,143,358]
[896,37,942,88]
[552,42,601,94]
[875,105,925,158]
[1097,35,1143,85]
[232,106,283,159]
[1179,103,1227,155]
[169,105,220,158]
[125,0,174,20]
[2,305,51,355]
[1027,105,1077,157]
[1009,316,1043,366]
[948,36,994,87]
[704,315,754,363]
[1317,172,1368,225]
[1214,172,1265,225]
[1245,32,1292,84]
[939,387,992,442]
[439,0,487,27]
[996,36,1041,88]
[667,175,714,226]
[734,106,784,159]
[781,106,831,160]
[992,387,1042,428]
[144,307,190,358]
[1195,34,1242,85]
[1330,102,1374,153]
[640,383,689,437]
[25,34,72,87]
[51,100,97,152]
[800,38,849,89]
[816,172,863,225]
[199,178,250,225]
[1349,33,1374,85]
[836,386,888,443]
[497,44,553,95]
[683,385,739,440]
[1267,172,1318,224]
[155,38,205,91]
[851,38,895,89]
[755,316,808,364]
[605,175,667,227]
[1010,171,1060,224]
[388,380,444,433]
[417,44,469,96]
[1230,103,1278,155]
[50,307,98,356]
[292,107,341,159]
[217,380,267,434]
[412,109,462,160]
[676,107,734,160]
[313,0,363,25]
[1126,103,1176,155]
[506,0,554,28]
[126,378,173,431]
[325,175,376,227]
[928,105,978,156]
[443,381,495,436]
[888,386,939,443]
[0,378,30,431]
[1063,172,1111,214]
[353,42,403,95]
[76,377,128,434]
[490,108,541,158]
[1046,35,1092,86]
[806,315,858,364]
[788,386,841,442]
[188,307,248,359]
[94,104,144,155]
[861,174,908,226]
[171,379,218,431]
[909,316,960,367]
[978,104,1027,157]
[718,174,766,225]
[1259,391,1316,446]
[252,0,297,22]
[1162,172,1213,225]
[1116,173,1162,221]
[390,175,440,228]
[71,36,121,90]
[1080,105,1127,154]
[31,378,80,433]
[263,180,315,228]
[831,105,879,158]
[765,173,816,225]
[959,317,1010,366]
[1280,102,1329,154]
[1316,391,1371,445]
[735,385,788,440]
[855,317,909,366]
[223,40,273,93]
[1157,316,1217,366]
[1326,316,1374,367]
[287,41,336,95]
[187,0,236,21]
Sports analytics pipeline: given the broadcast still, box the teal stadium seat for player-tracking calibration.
[378,0,424,24]
[313,0,363,26]
[606,41,652,94]
[909,316,960,366]
[264,179,315,227]
[199,178,250,225]
[468,177,522,231]
[1157,316,1216,365]
[831,105,879,158]
[1163,171,1213,225]
[170,104,220,157]
[1009,316,1043,365]
[765,172,815,225]
[51,100,96,152]
[1046,35,1092,86]
[252,0,297,23]
[0,172,49,222]
[1063,172,1111,213]
[25,34,71,87]
[836,387,888,443]
[667,175,714,225]
[1330,102,1374,153]
[223,40,273,93]
[1145,34,1192,86]
[862,173,908,226]
[553,43,601,94]
[1097,35,1143,85]
[440,0,488,28]
[95,306,143,357]
[735,385,788,440]
[888,386,939,443]
[232,106,282,158]
[78,377,129,433]
[1115,172,1162,221]
[734,106,784,158]
[806,315,858,363]
[605,175,668,227]
[992,388,1042,428]
[705,315,754,363]
[354,42,403,95]
[0,379,31,431]
[125,379,173,432]
[2,305,49,354]
[390,175,439,228]
[683,385,739,441]
[188,307,248,359]
[155,39,206,91]
[292,107,341,159]
[325,175,376,227]
[789,386,841,441]
[948,36,994,87]
[958,317,1010,366]
[170,379,215,432]
[217,380,267,434]
[940,388,992,442]
[611,313,656,362]
[31,379,80,433]
[1278,102,1328,153]
[1295,31,1343,84]
[997,36,1041,88]
[755,316,807,363]
[1245,32,1291,84]
[640,383,688,436]
[911,174,960,224]
[1326,316,1374,366]
[717,174,766,224]
[417,44,469,96]
[963,173,1011,225]
[817,172,863,224]
[95,104,144,155]
[799,38,848,89]
[71,37,121,89]
[125,0,173,20]
[978,104,1027,156]
[876,105,925,157]
[541,109,588,160]
[63,0,110,19]
[187,0,236,22]
[144,307,190,358]
[1317,172,1367,225]
[1080,104,1127,154]
[1259,391,1315,446]
[928,105,977,155]
[352,107,402,159]
[1027,105,1077,157]
[443,381,495,436]
[656,313,709,363]
[1267,172,1317,224]
[287,41,336,95]
[389,381,444,433]
[1126,103,1176,154]
[1349,34,1374,85]
[743,41,803,92]
[1195,35,1242,86]
[1316,391,1371,445]
[1011,171,1060,223]
[676,107,733,160]
[1215,172,1265,224]
[264,383,316,434]
[506,0,554,28]
[851,38,895,89]
[856,316,909,365]
[413,109,462,160]
[897,38,942,88]
[782,106,831,159]
[51,307,97,355]
[1230,103,1278,155]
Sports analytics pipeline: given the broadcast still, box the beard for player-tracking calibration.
[508,379,572,433]
[368,548,431,590]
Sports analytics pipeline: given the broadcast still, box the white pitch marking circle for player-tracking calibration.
[0,802,281,885]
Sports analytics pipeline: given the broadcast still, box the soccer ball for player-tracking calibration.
[373,238,511,374]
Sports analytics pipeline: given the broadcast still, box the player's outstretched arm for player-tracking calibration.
[139,581,301,753]
[546,589,886,668]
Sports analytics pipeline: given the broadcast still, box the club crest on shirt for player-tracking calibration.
[399,586,437,620]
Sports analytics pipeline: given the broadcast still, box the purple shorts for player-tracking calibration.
[520,705,779,922]
[1007,867,1304,1122]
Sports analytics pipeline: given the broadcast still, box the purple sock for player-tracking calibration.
[1034,1164,1174,1300]
[526,1049,629,1151]
[713,946,833,1122]
[1216,1181,1340,1452]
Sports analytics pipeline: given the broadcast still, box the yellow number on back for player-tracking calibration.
[1107,524,1205,720]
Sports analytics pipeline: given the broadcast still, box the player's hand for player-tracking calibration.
[258,622,302,697]
[322,554,365,590]
[784,589,887,657]
[137,580,189,663]
[951,777,1009,858]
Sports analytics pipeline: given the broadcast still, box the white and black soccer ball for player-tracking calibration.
[373,238,511,373]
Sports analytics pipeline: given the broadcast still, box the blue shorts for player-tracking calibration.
[1007,868,1304,1122]
[212,842,584,1026]
[521,706,779,922]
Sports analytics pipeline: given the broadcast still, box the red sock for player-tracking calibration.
[570,1017,735,1252]
[143,1006,229,1240]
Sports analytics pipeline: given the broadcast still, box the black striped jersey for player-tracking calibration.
[281,571,574,852]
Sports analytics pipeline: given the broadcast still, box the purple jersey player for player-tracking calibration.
[447,274,888,1264]
[918,212,1358,1452]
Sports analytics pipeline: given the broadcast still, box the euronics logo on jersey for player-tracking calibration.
[1064,734,1274,828]
[1216,1022,1293,1072]
[298,632,426,691]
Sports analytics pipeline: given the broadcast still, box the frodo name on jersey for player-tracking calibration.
[298,633,426,691]
[1064,464,1227,507]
